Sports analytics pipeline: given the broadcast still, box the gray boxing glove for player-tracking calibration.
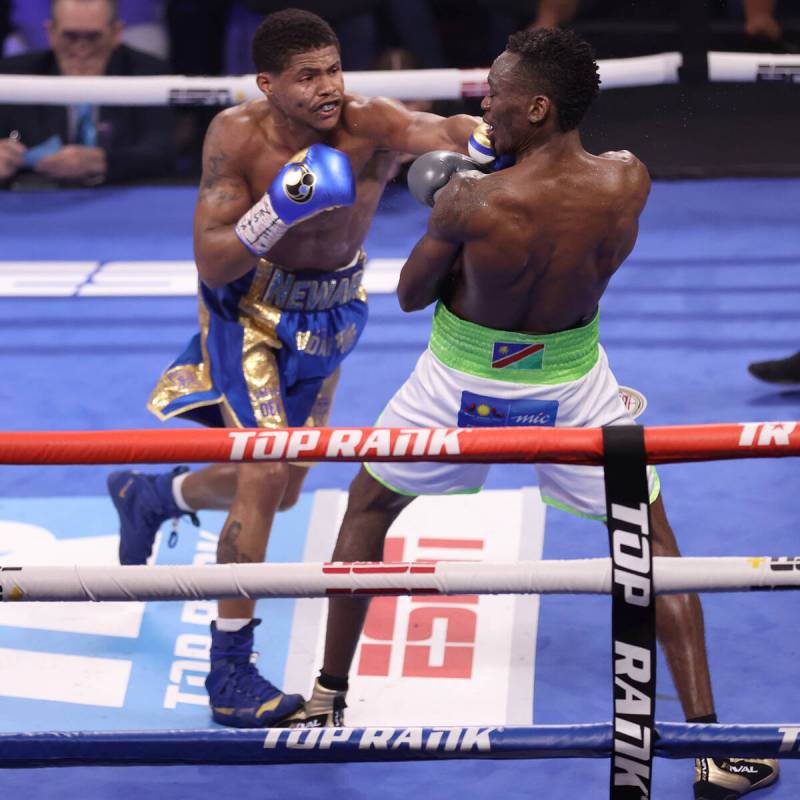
[407,150,485,207]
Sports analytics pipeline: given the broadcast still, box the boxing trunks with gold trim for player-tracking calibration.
[148,253,367,429]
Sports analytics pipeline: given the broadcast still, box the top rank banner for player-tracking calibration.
[603,426,655,800]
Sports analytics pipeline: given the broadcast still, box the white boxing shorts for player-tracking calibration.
[366,303,659,520]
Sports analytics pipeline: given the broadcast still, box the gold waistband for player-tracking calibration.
[255,253,366,312]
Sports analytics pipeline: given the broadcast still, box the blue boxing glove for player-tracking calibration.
[236,143,355,256]
[468,122,515,171]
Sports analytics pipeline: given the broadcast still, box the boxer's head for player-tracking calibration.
[482,28,600,155]
[253,9,343,132]
[47,0,122,77]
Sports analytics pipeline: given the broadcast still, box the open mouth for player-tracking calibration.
[483,120,496,140]
[314,101,340,117]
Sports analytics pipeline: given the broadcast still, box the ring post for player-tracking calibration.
[603,426,655,800]
[679,0,710,84]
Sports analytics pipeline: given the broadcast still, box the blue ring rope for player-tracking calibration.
[1,722,797,767]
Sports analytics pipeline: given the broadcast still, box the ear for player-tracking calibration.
[256,72,272,98]
[528,95,551,125]
[110,20,123,47]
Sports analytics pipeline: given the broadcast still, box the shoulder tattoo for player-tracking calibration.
[198,115,248,206]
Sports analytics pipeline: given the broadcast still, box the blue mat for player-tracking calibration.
[0,179,798,798]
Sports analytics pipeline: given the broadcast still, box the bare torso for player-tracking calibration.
[195,93,469,283]
[232,99,399,269]
[438,145,650,333]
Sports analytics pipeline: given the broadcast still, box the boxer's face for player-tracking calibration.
[261,46,344,132]
[47,0,122,77]
[481,51,551,154]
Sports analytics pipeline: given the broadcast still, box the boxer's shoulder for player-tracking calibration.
[431,169,512,240]
[598,148,638,164]
[593,149,650,201]
[205,100,269,150]
[340,93,409,140]
[597,149,649,181]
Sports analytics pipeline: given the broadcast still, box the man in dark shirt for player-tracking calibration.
[0,0,173,186]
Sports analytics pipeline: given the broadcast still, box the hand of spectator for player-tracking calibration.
[0,138,27,181]
[745,13,782,41]
[34,145,107,184]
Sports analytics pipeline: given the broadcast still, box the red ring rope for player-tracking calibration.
[0,422,797,465]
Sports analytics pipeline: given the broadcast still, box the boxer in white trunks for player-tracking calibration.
[294,26,778,800]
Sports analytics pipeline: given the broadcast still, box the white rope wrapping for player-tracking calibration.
[0,53,685,106]
[1,556,798,602]
[0,52,792,107]
[709,51,800,83]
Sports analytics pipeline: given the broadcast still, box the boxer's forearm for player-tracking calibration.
[402,112,476,156]
[439,113,480,152]
[398,234,460,311]
[194,226,257,289]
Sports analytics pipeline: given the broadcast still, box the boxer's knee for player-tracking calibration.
[277,466,308,512]
[234,461,292,507]
[649,493,681,557]
[346,466,412,517]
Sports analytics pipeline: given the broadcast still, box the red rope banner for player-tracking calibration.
[0,422,797,466]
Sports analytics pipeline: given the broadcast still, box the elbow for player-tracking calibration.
[397,294,416,313]
[397,286,427,313]
[396,280,414,312]
[195,259,225,290]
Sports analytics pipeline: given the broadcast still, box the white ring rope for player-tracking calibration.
[0,51,789,106]
[2,555,798,602]
[709,51,800,83]
[0,53,678,106]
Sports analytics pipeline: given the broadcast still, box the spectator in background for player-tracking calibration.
[742,0,782,42]
[6,0,168,58]
[0,0,175,187]
[748,351,800,384]
[223,1,446,74]
[737,0,797,51]
[384,0,446,69]
[476,0,589,62]
[0,2,10,53]
[224,1,383,74]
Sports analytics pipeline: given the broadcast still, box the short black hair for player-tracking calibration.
[506,28,600,132]
[251,8,340,73]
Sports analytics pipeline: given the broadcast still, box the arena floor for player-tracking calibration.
[0,178,797,798]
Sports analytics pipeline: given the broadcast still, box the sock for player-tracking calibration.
[318,670,348,692]
[687,713,718,724]
[172,470,195,513]
[216,617,251,632]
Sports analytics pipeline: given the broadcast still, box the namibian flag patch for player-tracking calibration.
[491,341,545,370]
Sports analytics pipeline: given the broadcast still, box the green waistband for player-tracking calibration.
[429,302,599,384]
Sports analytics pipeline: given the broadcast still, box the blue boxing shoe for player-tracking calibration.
[205,620,304,727]
[107,467,198,565]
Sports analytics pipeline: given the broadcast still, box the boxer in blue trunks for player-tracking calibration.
[107,8,481,728]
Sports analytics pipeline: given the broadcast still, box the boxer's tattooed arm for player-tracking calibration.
[217,520,255,563]
[196,113,250,211]
[199,149,247,207]
[194,112,259,287]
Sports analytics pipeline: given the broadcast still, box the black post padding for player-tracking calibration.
[603,425,656,800]
[679,0,710,84]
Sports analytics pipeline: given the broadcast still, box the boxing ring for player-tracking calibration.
[1,423,799,799]
[1,44,799,800]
